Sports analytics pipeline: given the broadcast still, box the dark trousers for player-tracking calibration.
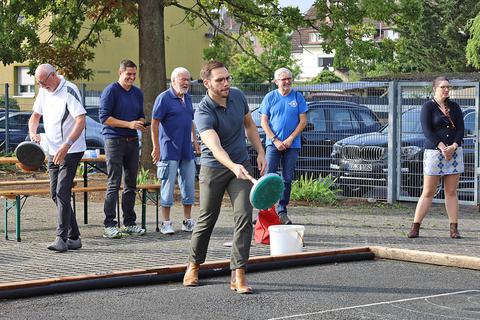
[48,152,84,240]
[188,161,253,270]
[103,137,139,228]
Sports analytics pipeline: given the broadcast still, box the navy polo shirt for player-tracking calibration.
[194,87,249,168]
[152,87,194,161]
[99,82,145,138]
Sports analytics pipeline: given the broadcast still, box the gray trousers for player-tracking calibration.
[48,152,84,240]
[188,161,253,270]
[103,137,139,228]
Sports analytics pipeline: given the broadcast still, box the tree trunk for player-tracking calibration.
[138,0,167,171]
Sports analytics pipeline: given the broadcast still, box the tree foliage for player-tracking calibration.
[204,26,300,83]
[309,0,480,75]
[467,14,480,68]
[0,0,137,79]
[0,0,304,80]
[307,70,342,84]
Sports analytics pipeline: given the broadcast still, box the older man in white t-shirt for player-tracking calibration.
[28,63,87,252]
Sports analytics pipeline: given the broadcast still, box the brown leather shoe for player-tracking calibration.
[183,263,200,287]
[407,222,420,238]
[450,223,461,239]
[230,268,253,294]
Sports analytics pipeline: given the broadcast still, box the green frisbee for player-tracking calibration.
[247,173,284,210]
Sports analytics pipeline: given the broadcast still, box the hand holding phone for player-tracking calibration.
[143,121,151,127]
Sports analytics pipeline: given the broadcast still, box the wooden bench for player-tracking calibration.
[1,183,160,242]
[0,178,82,187]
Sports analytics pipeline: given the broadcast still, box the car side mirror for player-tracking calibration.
[304,122,315,132]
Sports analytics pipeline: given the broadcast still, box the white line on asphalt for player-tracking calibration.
[267,290,480,320]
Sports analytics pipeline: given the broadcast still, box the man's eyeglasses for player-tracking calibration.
[213,76,233,83]
[37,72,53,86]
[278,77,292,82]
[439,85,452,90]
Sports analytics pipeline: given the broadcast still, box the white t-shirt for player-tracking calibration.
[33,77,87,155]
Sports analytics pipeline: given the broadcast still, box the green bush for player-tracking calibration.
[0,96,20,110]
[307,71,343,84]
[290,174,340,205]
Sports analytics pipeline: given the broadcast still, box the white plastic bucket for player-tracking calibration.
[268,225,305,256]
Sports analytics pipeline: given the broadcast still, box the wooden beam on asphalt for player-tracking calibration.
[370,246,480,271]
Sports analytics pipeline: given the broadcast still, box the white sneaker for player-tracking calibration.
[121,225,146,236]
[182,219,195,232]
[160,221,175,235]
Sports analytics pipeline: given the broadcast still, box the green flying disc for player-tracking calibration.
[248,173,284,210]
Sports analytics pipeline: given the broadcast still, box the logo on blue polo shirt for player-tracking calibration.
[288,100,298,107]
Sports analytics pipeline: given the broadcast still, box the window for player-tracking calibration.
[464,112,475,136]
[357,110,377,127]
[309,33,322,43]
[16,67,35,97]
[318,57,334,68]
[307,109,326,132]
[331,109,359,132]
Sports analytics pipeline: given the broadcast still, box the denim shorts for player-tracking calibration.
[157,159,196,207]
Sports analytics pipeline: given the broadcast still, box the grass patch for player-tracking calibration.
[290,174,340,205]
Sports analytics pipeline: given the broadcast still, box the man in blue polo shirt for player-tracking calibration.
[260,67,308,225]
[151,67,200,234]
[99,59,147,238]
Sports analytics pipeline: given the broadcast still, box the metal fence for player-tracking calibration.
[1,81,479,205]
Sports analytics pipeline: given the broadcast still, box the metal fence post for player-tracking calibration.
[476,81,480,206]
[4,83,10,152]
[387,81,399,204]
[81,83,86,107]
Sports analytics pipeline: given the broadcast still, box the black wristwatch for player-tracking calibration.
[271,136,277,143]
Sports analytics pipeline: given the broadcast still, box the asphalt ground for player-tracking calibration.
[0,193,479,320]
[1,260,479,320]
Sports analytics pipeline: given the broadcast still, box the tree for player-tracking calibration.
[307,70,342,84]
[308,0,480,75]
[0,0,304,167]
[204,26,300,83]
[467,13,480,68]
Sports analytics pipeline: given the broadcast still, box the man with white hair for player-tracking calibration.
[260,67,307,224]
[151,67,200,234]
[29,63,87,252]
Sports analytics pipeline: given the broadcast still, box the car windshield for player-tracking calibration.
[380,109,422,134]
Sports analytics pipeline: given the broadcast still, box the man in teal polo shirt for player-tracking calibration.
[151,67,200,234]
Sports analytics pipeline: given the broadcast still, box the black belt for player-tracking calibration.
[109,136,138,142]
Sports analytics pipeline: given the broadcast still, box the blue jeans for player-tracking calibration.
[157,159,196,207]
[266,146,300,214]
[103,137,139,228]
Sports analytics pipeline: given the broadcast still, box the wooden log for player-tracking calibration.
[370,246,480,270]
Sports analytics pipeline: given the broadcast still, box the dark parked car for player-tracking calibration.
[0,111,105,153]
[0,112,34,152]
[248,100,383,177]
[330,107,476,197]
